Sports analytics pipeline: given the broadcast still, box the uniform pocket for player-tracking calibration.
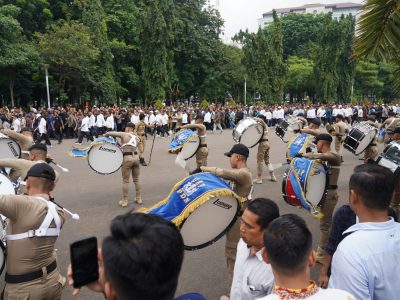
[4,289,29,300]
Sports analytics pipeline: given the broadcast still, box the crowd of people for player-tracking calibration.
[0,100,399,300]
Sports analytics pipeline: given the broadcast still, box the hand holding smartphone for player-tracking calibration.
[70,237,99,289]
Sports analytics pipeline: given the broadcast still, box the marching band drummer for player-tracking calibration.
[389,127,400,217]
[300,118,322,137]
[300,134,341,264]
[135,114,149,167]
[182,115,208,168]
[253,115,276,184]
[326,114,347,162]
[0,163,66,300]
[200,144,253,289]
[1,127,34,159]
[0,143,60,185]
[363,115,380,163]
[381,111,400,146]
[105,122,142,207]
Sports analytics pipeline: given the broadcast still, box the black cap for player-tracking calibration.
[224,144,249,158]
[126,122,135,128]
[310,118,321,126]
[24,163,56,181]
[394,127,400,134]
[336,114,344,120]
[314,133,333,143]
[28,143,48,152]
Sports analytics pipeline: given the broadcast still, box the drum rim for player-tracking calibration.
[344,128,377,156]
[0,240,5,276]
[180,135,201,161]
[87,142,123,175]
[181,197,241,251]
[0,138,21,159]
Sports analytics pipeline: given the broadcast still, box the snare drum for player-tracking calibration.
[0,133,21,159]
[344,122,377,155]
[282,158,327,218]
[232,118,263,148]
[275,116,303,143]
[87,142,124,175]
[141,172,243,250]
[376,141,400,176]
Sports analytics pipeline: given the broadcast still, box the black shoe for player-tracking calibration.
[140,158,148,166]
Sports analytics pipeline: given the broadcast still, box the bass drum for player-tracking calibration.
[179,134,200,160]
[87,142,124,175]
[232,118,263,148]
[344,122,377,156]
[0,216,6,276]
[0,133,21,159]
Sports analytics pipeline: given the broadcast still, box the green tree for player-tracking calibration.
[35,21,99,97]
[0,4,38,107]
[354,59,384,99]
[284,56,315,102]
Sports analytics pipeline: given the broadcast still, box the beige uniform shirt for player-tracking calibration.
[210,167,253,198]
[256,118,269,140]
[106,132,139,154]
[334,121,347,139]
[382,117,400,133]
[0,194,65,275]
[135,121,146,137]
[183,124,207,144]
[307,152,341,186]
[0,159,60,183]
[301,128,321,137]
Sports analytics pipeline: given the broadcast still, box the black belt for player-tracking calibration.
[5,260,57,284]
[123,152,138,156]
[327,185,338,190]
[370,144,377,147]
[260,139,269,142]
[199,144,207,148]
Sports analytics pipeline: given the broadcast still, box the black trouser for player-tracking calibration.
[37,133,51,146]
[78,131,93,143]
[54,127,63,143]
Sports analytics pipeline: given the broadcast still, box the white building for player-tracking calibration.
[258,2,362,27]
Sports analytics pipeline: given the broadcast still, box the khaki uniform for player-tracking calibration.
[255,118,274,180]
[382,117,400,145]
[209,167,252,287]
[183,124,208,168]
[301,128,321,137]
[0,194,66,300]
[1,129,33,160]
[332,121,347,156]
[135,121,146,160]
[0,159,60,183]
[364,121,379,163]
[106,132,141,204]
[307,151,341,254]
[297,116,308,129]
[175,115,183,128]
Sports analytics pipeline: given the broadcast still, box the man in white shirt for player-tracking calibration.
[36,115,51,147]
[204,110,212,130]
[12,115,21,132]
[329,164,400,300]
[306,107,316,122]
[161,111,169,137]
[76,113,93,145]
[276,106,285,122]
[96,111,106,135]
[265,111,272,127]
[227,198,279,300]
[182,111,188,125]
[130,111,139,125]
[260,214,354,300]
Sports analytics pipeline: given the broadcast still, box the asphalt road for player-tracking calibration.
[1,127,384,300]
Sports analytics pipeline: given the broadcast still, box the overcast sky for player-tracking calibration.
[210,0,363,42]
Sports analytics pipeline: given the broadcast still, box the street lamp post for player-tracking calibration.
[244,77,247,106]
[44,64,51,108]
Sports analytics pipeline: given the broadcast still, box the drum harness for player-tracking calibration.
[198,134,207,149]
[5,196,61,284]
[121,134,138,156]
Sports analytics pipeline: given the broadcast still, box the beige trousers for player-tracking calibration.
[257,141,271,178]
[121,156,141,200]
[195,147,208,168]
[138,136,146,159]
[318,189,339,251]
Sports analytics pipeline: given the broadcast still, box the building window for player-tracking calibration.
[313,10,317,13]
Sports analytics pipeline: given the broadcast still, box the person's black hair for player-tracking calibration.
[257,114,266,122]
[247,198,280,230]
[139,113,145,120]
[263,214,312,275]
[349,164,395,210]
[102,213,184,300]
[195,114,204,121]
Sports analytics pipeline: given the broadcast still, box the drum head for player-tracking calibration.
[305,164,327,206]
[180,135,200,160]
[180,196,239,250]
[0,173,16,195]
[355,129,377,155]
[88,143,123,175]
[240,124,263,148]
[0,240,5,276]
[0,138,21,159]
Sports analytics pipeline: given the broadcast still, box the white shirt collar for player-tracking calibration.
[343,217,395,235]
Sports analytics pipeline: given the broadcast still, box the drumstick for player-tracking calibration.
[54,203,80,220]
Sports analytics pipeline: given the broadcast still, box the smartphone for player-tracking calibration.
[70,237,99,288]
